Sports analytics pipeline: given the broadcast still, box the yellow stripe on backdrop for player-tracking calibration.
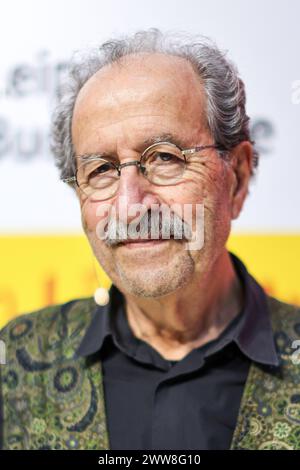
[0,234,299,329]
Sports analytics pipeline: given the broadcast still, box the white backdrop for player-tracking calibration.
[0,0,299,233]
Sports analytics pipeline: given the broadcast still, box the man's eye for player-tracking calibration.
[155,152,177,163]
[89,163,113,177]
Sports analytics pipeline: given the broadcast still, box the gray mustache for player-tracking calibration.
[104,210,193,246]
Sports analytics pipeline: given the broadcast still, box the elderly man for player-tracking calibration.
[0,29,299,451]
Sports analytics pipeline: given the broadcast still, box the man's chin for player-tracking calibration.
[115,265,194,299]
[119,282,178,298]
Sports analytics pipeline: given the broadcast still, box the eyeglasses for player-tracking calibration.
[62,141,228,201]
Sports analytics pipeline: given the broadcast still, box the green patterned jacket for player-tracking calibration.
[0,294,300,450]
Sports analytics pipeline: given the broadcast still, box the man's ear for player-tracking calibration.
[229,141,253,220]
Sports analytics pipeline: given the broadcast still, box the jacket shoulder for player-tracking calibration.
[267,295,300,325]
[0,296,96,360]
[266,294,300,347]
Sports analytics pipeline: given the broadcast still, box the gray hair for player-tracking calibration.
[50,28,258,181]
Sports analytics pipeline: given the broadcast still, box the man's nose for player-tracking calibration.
[114,163,157,224]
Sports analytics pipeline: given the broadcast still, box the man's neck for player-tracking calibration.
[123,250,245,361]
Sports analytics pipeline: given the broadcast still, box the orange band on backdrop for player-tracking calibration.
[0,234,299,329]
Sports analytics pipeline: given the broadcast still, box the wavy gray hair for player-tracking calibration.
[50,28,258,181]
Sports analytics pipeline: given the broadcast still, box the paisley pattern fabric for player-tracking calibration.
[0,298,109,450]
[0,294,300,450]
[230,296,300,450]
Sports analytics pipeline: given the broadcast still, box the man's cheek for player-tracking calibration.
[81,201,103,233]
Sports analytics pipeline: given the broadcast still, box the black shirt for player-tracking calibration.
[75,251,279,450]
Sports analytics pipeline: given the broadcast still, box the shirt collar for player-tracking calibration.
[226,252,279,367]
[74,251,280,367]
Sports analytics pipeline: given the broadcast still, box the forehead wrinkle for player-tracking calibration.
[73,54,206,129]
[72,54,209,157]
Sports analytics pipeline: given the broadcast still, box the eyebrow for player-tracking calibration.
[77,152,112,162]
[76,132,185,163]
[142,133,185,149]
